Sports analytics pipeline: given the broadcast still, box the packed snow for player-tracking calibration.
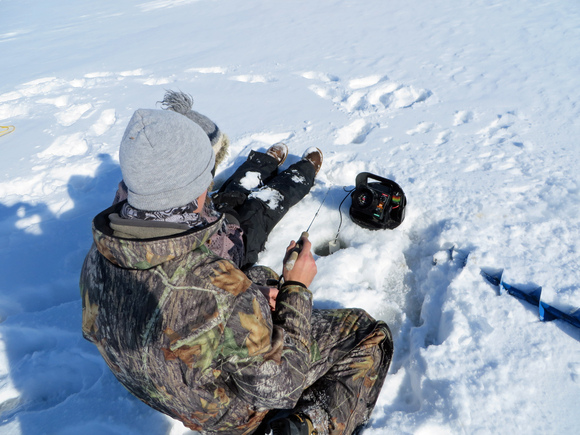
[239,171,262,191]
[248,188,284,211]
[1,0,580,434]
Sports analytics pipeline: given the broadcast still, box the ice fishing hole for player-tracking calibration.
[314,238,347,257]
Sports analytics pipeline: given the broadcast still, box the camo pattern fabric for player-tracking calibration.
[112,181,245,268]
[291,309,392,434]
[80,201,392,434]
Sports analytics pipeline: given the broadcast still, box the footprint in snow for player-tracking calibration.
[477,113,521,146]
[453,110,474,126]
[569,362,580,383]
[434,130,452,146]
[186,66,228,74]
[406,121,436,136]
[334,119,374,145]
[89,109,117,137]
[55,103,93,127]
[230,75,276,84]
[348,74,386,90]
[389,86,432,109]
[36,133,89,159]
[304,72,431,114]
[301,71,339,82]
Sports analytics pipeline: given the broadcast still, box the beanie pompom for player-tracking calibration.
[160,90,194,115]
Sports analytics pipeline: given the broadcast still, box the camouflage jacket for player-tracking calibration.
[80,202,314,434]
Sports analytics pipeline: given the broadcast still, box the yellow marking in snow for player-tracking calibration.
[0,125,15,137]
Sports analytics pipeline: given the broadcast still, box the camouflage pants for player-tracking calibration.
[257,308,393,435]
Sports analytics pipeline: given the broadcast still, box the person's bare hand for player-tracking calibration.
[282,235,317,288]
[258,286,279,311]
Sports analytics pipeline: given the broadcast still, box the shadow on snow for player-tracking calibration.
[0,154,173,435]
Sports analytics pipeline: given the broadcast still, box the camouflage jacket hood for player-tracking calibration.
[80,202,314,434]
[92,202,222,270]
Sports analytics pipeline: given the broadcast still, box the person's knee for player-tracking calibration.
[353,311,393,350]
[369,321,394,366]
[353,316,393,364]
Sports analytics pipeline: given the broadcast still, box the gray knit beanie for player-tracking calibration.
[119,109,215,211]
[160,90,229,167]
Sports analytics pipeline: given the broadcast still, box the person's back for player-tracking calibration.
[81,208,250,431]
[82,201,311,432]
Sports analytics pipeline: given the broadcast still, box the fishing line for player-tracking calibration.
[334,187,355,243]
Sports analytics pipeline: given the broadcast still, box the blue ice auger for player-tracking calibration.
[481,269,580,330]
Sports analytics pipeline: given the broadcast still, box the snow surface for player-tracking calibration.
[2,0,580,434]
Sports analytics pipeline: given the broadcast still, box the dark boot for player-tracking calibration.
[269,413,317,435]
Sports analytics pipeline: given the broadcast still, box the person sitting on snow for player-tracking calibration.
[80,91,393,435]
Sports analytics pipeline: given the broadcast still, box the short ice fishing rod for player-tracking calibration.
[284,188,330,271]
[283,172,408,272]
